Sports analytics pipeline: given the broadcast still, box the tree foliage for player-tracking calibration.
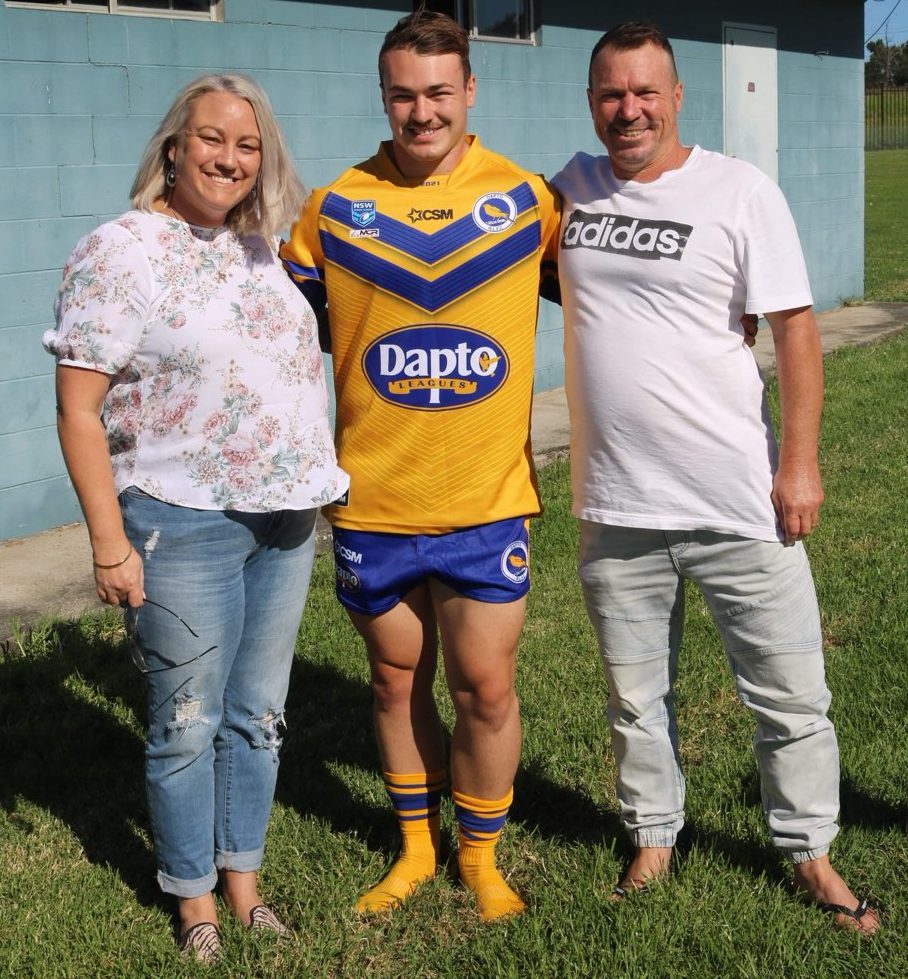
[866,39,908,87]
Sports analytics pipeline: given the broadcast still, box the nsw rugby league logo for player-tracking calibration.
[351,200,376,227]
[362,325,509,410]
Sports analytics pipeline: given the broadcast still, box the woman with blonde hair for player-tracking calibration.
[44,73,348,963]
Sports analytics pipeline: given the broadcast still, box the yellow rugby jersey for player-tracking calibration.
[281,136,560,534]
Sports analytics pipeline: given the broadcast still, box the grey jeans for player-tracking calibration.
[578,522,839,863]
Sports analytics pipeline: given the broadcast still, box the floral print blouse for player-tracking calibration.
[44,211,348,512]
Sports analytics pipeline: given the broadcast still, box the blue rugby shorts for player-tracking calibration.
[332,516,531,615]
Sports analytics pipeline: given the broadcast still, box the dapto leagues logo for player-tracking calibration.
[472,192,517,233]
[561,209,693,260]
[334,564,361,592]
[362,324,508,410]
[500,540,529,584]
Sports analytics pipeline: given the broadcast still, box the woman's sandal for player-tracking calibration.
[179,921,222,964]
[248,904,290,936]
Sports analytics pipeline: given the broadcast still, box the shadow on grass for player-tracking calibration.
[0,619,400,906]
[513,760,625,846]
[840,778,908,831]
[5,618,899,909]
[0,619,161,910]
[276,656,385,831]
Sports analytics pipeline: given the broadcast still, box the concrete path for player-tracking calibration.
[2,301,906,641]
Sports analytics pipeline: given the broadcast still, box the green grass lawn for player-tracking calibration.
[2,329,907,977]
[864,149,908,301]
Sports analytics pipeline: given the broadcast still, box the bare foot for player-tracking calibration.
[611,846,672,901]
[220,869,263,925]
[177,892,219,933]
[793,855,879,934]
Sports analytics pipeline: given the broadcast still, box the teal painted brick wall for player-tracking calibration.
[60,164,134,216]
[0,427,63,490]
[0,324,52,383]
[0,271,59,329]
[0,115,94,166]
[0,217,98,276]
[777,50,864,307]
[0,1,866,540]
[2,477,82,540]
[0,166,60,220]
[0,375,53,436]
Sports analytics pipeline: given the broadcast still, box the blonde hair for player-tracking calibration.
[130,73,304,240]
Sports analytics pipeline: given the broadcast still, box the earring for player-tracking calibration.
[165,164,176,188]
[249,181,259,201]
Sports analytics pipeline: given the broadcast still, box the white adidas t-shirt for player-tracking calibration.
[553,146,813,542]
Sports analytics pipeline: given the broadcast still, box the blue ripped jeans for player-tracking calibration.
[578,523,840,863]
[121,488,317,898]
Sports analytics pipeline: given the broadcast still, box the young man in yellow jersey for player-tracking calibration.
[281,10,560,920]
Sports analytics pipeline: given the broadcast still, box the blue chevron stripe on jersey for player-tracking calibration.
[321,181,538,265]
[321,222,542,312]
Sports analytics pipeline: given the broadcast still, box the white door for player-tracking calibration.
[723,24,778,181]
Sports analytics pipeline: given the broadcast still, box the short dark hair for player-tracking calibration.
[588,21,678,89]
[378,8,472,87]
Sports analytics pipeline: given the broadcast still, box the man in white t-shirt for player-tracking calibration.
[553,21,878,933]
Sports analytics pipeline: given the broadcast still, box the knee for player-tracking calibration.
[747,678,833,739]
[370,661,419,713]
[148,689,218,763]
[454,675,517,731]
[603,657,672,723]
[247,708,286,759]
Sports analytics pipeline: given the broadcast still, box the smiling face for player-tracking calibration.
[587,41,685,182]
[380,47,476,179]
[166,91,262,226]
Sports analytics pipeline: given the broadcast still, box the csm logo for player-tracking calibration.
[362,324,508,410]
[334,540,362,564]
[407,207,454,224]
[561,209,692,260]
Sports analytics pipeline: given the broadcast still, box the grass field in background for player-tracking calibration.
[2,327,907,977]
[864,149,908,301]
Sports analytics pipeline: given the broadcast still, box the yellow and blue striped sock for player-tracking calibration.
[355,770,444,913]
[454,787,525,921]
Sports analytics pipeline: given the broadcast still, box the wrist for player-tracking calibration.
[92,544,134,570]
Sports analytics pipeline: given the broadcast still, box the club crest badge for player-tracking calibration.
[472,192,517,233]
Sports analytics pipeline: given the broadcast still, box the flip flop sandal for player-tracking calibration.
[819,898,878,932]
[611,878,650,900]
